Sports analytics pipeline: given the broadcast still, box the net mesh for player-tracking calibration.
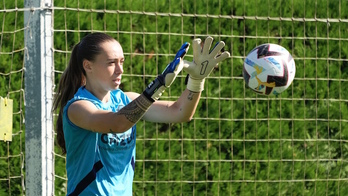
[1,0,348,195]
[0,0,25,195]
[52,1,348,195]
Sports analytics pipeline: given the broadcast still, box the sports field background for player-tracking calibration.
[0,0,347,195]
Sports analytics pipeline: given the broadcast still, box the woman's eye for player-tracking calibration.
[108,59,124,65]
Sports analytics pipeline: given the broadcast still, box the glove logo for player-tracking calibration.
[200,60,209,75]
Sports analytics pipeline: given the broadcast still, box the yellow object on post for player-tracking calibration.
[0,97,13,142]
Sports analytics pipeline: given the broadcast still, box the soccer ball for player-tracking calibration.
[243,43,296,95]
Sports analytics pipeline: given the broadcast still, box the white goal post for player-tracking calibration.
[24,0,54,195]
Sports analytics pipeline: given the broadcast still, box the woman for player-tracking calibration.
[53,32,229,195]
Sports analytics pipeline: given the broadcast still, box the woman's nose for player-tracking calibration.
[116,63,124,74]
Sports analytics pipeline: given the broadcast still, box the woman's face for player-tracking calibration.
[86,40,125,91]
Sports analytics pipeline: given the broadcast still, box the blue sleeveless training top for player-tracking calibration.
[63,86,136,195]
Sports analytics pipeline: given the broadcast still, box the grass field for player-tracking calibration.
[0,0,347,195]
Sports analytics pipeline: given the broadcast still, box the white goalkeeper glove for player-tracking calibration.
[183,36,230,92]
[143,42,190,101]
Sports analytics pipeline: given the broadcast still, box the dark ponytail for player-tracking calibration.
[53,32,116,154]
[53,43,84,154]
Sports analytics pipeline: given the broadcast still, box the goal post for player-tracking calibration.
[24,0,54,195]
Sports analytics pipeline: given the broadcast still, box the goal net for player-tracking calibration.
[2,0,348,195]
[0,0,25,195]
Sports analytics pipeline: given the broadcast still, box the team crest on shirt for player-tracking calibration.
[100,128,135,147]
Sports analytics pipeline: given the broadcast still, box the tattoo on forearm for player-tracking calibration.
[187,91,194,101]
[135,94,153,111]
[117,94,153,123]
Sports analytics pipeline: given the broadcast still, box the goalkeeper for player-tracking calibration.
[53,32,230,196]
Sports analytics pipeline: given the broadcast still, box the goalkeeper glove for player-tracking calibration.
[143,42,190,101]
[183,36,230,92]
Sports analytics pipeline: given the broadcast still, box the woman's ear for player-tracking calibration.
[83,59,92,73]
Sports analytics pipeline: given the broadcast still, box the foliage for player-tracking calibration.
[0,0,347,195]
[0,0,25,195]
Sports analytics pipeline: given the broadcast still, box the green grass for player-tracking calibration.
[1,0,348,195]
